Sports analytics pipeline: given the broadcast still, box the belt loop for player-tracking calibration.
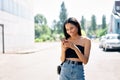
[68,60,70,64]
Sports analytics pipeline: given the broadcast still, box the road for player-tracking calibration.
[85,41,120,80]
[0,41,120,80]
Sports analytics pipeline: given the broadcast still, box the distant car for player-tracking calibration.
[99,35,106,48]
[102,33,120,51]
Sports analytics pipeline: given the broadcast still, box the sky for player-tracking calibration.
[34,0,115,26]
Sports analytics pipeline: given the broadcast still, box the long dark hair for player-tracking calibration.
[63,17,82,39]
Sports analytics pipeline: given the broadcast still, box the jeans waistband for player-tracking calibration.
[65,60,82,65]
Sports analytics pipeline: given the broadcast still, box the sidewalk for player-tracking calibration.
[2,42,60,54]
[0,42,61,80]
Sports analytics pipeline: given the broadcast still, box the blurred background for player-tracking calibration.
[0,0,120,80]
[0,0,119,53]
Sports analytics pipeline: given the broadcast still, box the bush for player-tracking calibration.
[35,38,43,42]
[96,28,107,37]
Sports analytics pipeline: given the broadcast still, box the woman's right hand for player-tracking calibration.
[61,38,68,51]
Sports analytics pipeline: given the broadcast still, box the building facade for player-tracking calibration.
[109,0,120,34]
[0,0,34,53]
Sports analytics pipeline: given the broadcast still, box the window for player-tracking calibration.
[116,6,120,10]
[0,0,3,10]
[0,0,33,20]
[117,22,119,29]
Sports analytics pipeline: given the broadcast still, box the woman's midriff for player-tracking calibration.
[66,58,82,62]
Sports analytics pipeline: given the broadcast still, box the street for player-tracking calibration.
[0,41,120,80]
[85,41,120,80]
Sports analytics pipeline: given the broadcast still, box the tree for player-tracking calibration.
[51,20,57,33]
[34,14,47,26]
[34,14,48,39]
[102,15,107,29]
[80,16,86,30]
[34,14,52,41]
[58,1,67,33]
[35,23,41,38]
[91,15,97,34]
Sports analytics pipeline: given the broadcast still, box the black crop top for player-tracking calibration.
[65,45,84,58]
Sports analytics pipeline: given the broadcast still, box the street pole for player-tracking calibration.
[0,24,5,54]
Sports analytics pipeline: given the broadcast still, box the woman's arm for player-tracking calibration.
[60,40,67,62]
[73,38,91,64]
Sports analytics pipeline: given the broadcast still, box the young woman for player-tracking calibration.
[59,17,91,80]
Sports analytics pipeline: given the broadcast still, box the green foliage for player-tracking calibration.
[81,30,86,36]
[59,33,64,39]
[95,15,107,38]
[102,15,107,29]
[96,27,107,37]
[59,2,67,24]
[34,5,109,42]
[40,34,51,41]
[35,23,42,38]
[58,1,67,34]
[34,12,66,42]
[91,15,97,32]
[34,14,54,42]
[35,38,43,42]
[34,14,47,25]
[35,25,53,42]
[35,34,55,42]
[81,16,85,30]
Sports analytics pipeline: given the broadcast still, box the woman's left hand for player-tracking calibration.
[63,40,76,50]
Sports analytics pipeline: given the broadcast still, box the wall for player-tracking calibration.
[0,0,34,53]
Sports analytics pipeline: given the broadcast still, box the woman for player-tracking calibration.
[60,17,91,80]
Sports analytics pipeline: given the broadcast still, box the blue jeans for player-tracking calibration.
[59,60,85,80]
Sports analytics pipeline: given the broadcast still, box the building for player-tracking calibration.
[0,0,34,53]
[109,0,120,34]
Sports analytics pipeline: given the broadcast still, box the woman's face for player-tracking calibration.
[65,23,78,37]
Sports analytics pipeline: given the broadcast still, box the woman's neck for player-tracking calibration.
[70,35,81,40]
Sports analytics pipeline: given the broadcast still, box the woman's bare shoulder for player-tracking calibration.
[81,36,91,41]
[81,36,91,47]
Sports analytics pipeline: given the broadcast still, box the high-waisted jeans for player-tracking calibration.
[59,60,85,80]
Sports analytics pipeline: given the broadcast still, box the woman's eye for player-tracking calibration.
[66,29,69,31]
[70,27,74,30]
